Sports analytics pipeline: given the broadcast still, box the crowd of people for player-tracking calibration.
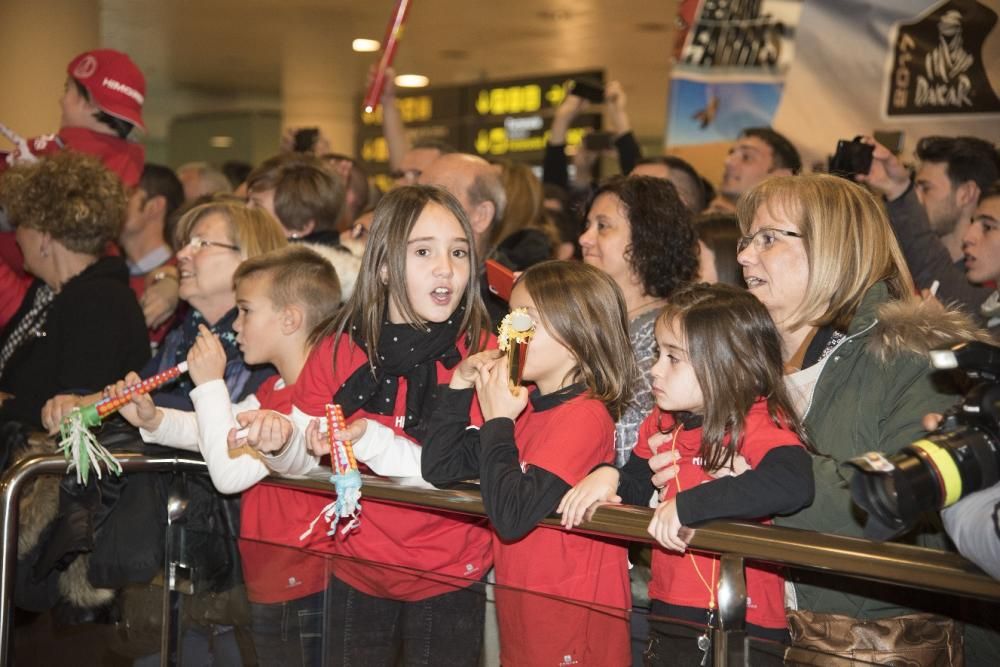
[1,47,999,666]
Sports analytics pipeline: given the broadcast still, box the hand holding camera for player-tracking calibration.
[851,136,911,201]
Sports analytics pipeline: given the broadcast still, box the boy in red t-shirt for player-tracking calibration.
[112,245,340,666]
[1,48,146,185]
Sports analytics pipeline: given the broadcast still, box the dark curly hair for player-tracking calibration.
[0,152,126,256]
[585,175,698,299]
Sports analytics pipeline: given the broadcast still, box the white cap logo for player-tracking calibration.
[73,55,98,80]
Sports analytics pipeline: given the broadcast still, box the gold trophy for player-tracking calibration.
[498,308,536,391]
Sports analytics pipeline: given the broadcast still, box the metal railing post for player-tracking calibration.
[0,453,205,666]
[0,455,71,666]
[714,553,748,667]
[161,475,192,667]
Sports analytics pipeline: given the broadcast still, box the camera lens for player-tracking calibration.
[851,423,1000,533]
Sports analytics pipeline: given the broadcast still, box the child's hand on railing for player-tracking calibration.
[230,410,293,454]
[108,372,162,431]
[648,498,692,553]
[557,465,622,529]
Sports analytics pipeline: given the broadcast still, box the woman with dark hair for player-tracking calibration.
[579,175,698,466]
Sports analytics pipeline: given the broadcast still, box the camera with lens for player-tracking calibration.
[848,341,1000,538]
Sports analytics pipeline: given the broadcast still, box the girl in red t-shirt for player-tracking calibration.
[235,185,493,665]
[560,283,815,666]
[422,260,640,667]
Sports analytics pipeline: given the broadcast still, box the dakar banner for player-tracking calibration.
[668,0,1000,167]
[667,0,803,147]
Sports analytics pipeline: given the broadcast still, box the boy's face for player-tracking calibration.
[59,78,98,130]
[233,273,286,366]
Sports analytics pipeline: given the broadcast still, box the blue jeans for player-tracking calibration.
[250,590,325,667]
[325,574,485,666]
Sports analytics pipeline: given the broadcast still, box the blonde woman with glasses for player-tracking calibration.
[737,173,997,664]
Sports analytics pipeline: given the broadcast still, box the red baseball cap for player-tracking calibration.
[66,49,146,132]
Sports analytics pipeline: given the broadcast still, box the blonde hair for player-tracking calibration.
[518,261,638,420]
[174,201,288,260]
[492,161,551,246]
[233,246,342,344]
[737,174,915,331]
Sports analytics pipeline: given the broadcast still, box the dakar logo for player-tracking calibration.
[72,55,98,80]
[887,0,1000,116]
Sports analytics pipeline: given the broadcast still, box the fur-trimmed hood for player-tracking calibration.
[852,282,995,363]
[300,241,362,302]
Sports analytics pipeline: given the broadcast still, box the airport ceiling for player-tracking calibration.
[104,0,674,128]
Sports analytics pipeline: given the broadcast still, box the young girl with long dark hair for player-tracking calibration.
[422,260,640,666]
[560,283,815,665]
[236,184,493,665]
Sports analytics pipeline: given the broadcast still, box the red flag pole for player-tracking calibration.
[362,0,413,113]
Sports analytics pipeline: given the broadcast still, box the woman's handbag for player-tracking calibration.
[784,609,964,666]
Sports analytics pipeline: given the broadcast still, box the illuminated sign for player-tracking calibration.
[354,70,605,182]
[361,95,435,126]
[472,121,596,157]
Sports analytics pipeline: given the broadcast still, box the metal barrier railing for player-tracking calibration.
[0,453,207,666]
[1,456,997,666]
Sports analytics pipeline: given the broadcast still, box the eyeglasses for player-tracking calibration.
[737,227,803,253]
[184,236,240,253]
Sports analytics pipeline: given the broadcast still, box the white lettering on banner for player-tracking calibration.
[102,78,144,104]
[884,1,1000,116]
[915,75,973,106]
[394,415,405,429]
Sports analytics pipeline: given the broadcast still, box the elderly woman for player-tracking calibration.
[31,200,288,661]
[579,175,698,466]
[42,199,287,424]
[0,153,149,435]
[736,174,994,662]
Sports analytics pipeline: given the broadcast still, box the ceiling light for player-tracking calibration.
[395,74,429,88]
[209,135,234,149]
[352,38,381,52]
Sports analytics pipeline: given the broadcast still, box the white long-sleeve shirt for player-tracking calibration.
[141,378,431,493]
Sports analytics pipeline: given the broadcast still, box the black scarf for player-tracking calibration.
[335,310,464,441]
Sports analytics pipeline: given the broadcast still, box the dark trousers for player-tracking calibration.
[325,574,485,666]
[644,600,788,667]
[250,589,326,667]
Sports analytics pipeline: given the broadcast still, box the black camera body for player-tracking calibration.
[566,78,605,104]
[293,128,319,153]
[829,136,874,180]
[849,341,1000,538]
